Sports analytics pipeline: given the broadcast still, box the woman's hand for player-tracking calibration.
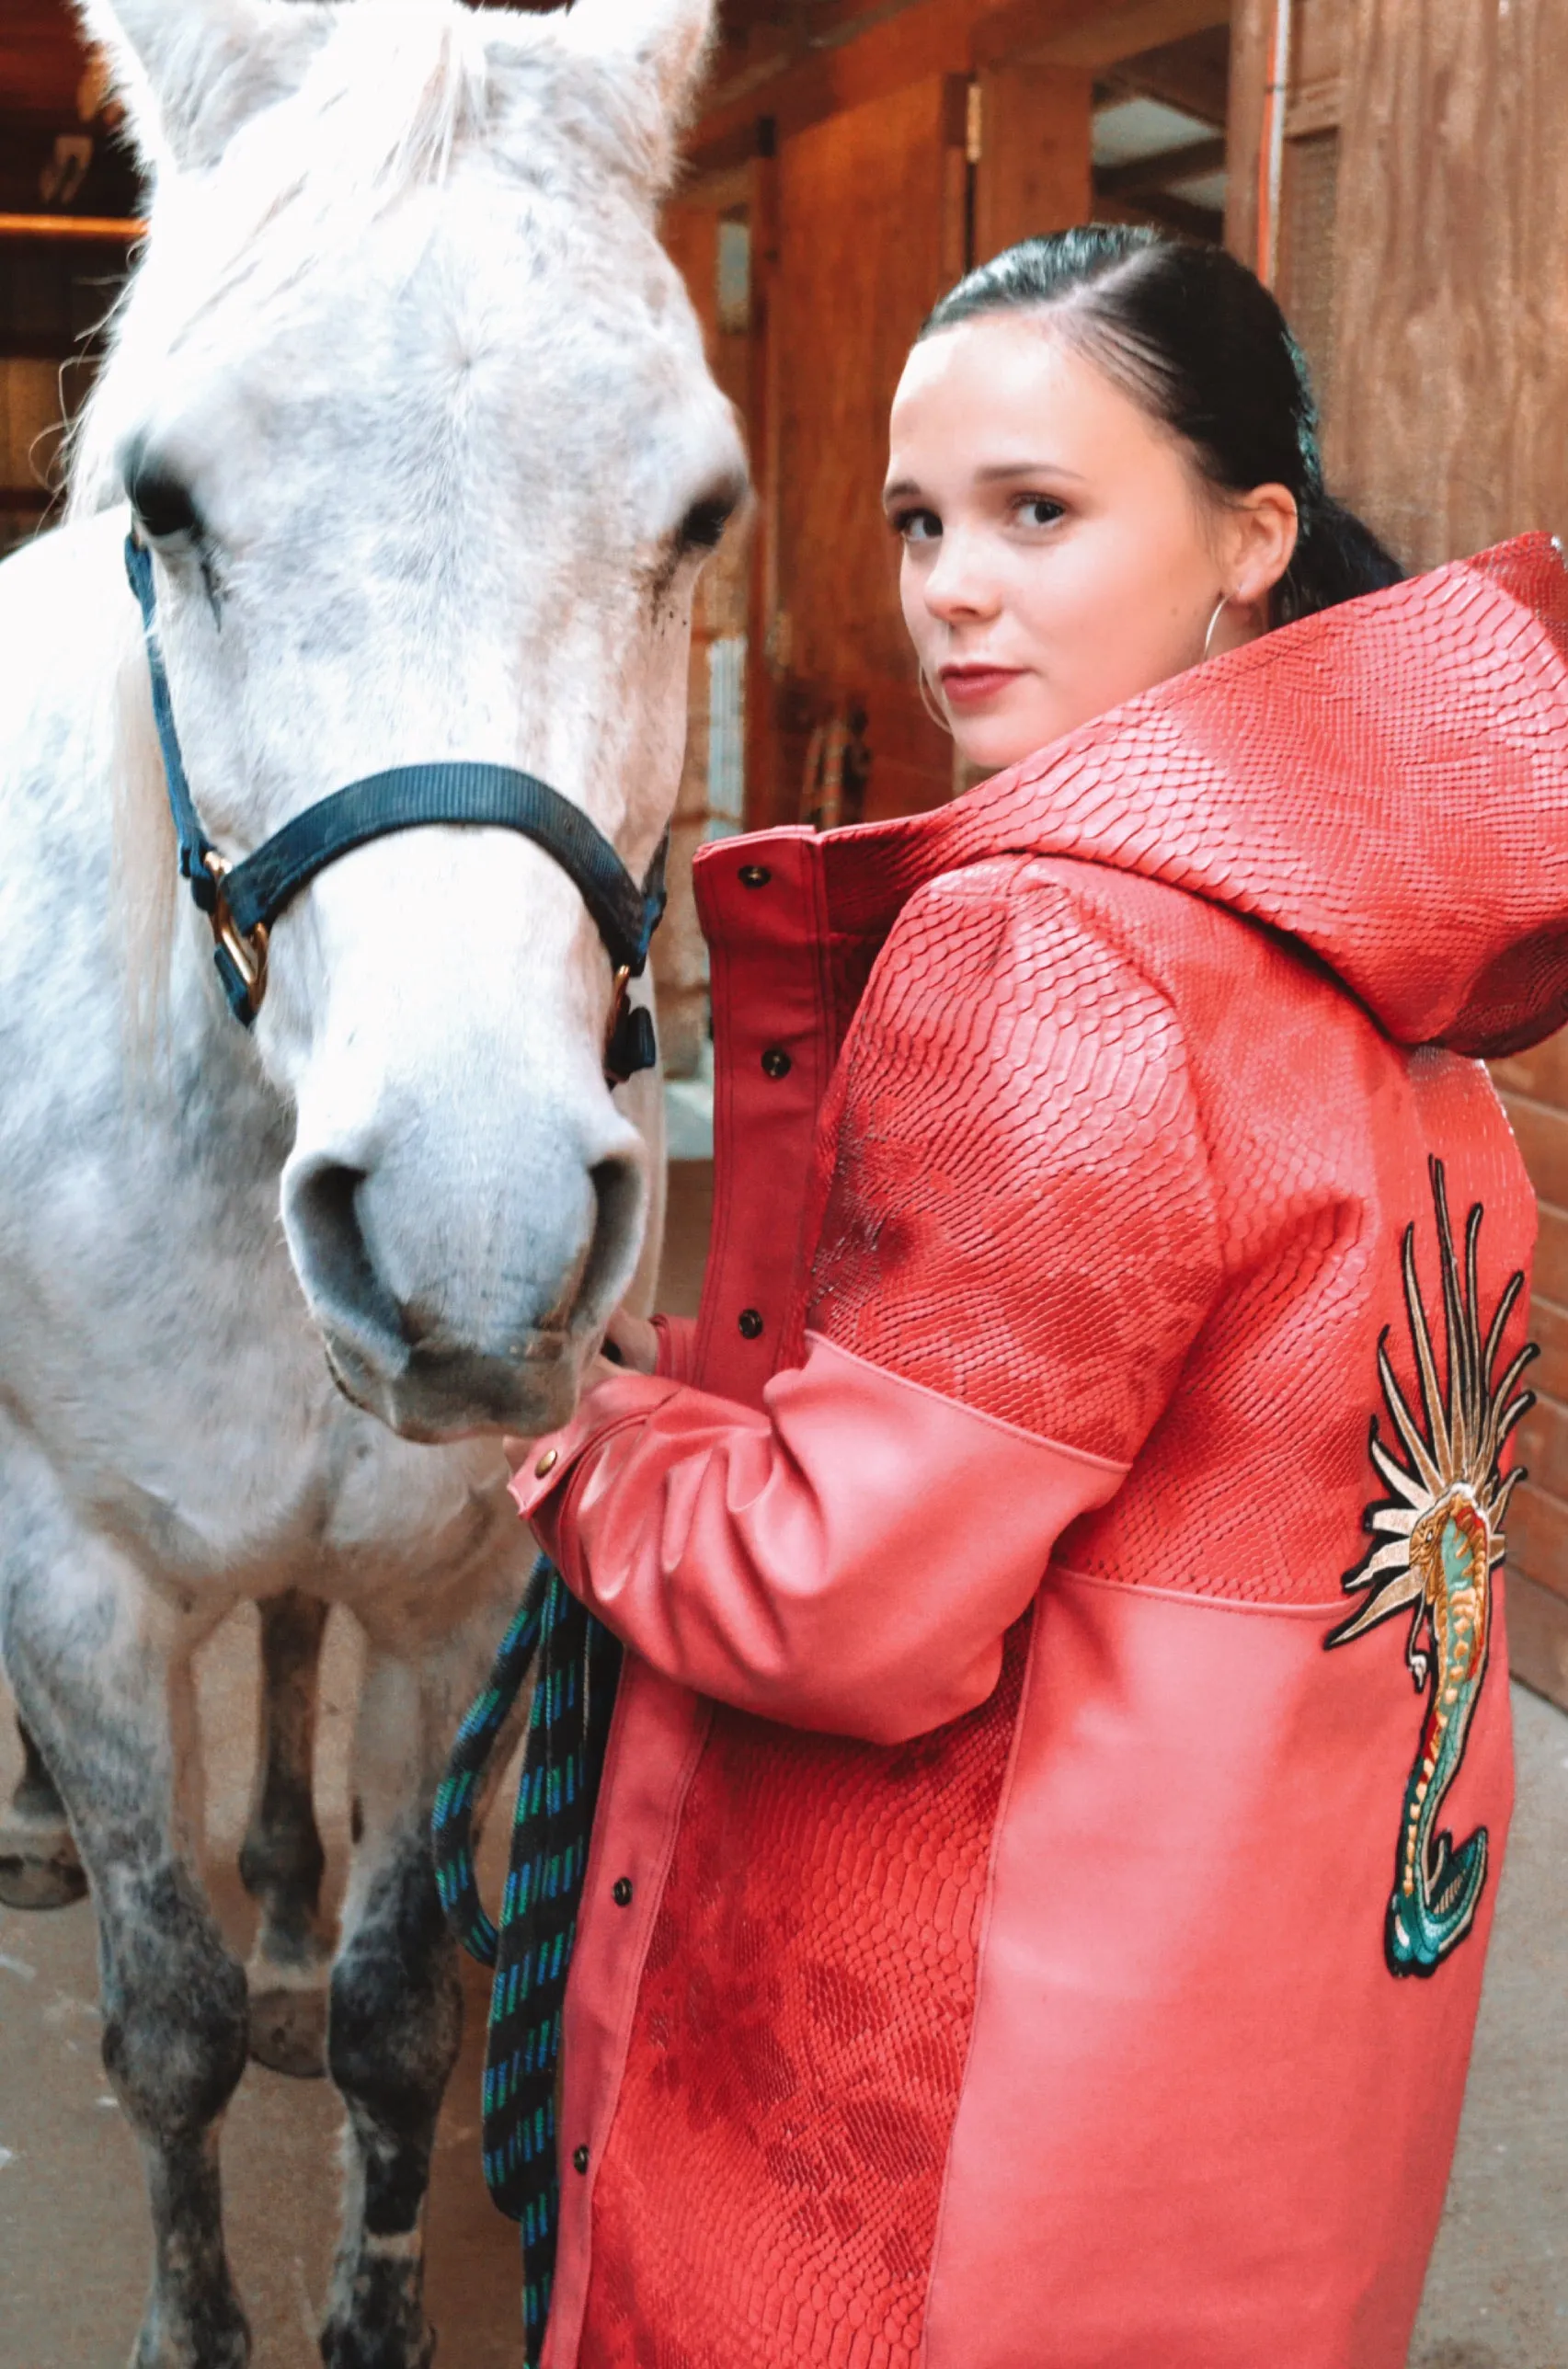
[601,1310,660,1376]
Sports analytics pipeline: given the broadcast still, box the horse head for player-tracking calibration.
[74,0,745,1442]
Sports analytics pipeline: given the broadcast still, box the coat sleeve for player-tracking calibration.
[515,867,1223,1743]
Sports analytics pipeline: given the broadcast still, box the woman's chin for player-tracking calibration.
[954,718,1047,776]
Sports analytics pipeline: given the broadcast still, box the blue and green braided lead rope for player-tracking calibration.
[432,1554,623,2363]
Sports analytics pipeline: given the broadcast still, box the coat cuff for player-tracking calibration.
[511,1333,1127,1743]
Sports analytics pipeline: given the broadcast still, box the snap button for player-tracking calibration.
[534,1448,559,1478]
[572,2145,589,2175]
[738,864,772,888]
[612,1876,634,1907]
[738,1309,764,1340]
[761,1047,792,1079]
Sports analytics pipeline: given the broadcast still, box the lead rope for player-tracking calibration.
[431,1556,623,2363]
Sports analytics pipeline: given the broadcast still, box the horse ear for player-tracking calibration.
[556,0,717,131]
[76,0,335,174]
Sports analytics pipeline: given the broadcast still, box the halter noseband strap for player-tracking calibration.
[124,531,665,1082]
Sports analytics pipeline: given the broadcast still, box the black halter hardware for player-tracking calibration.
[124,531,665,1082]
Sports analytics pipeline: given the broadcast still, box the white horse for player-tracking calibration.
[0,0,741,2361]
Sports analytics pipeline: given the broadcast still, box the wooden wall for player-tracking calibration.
[1229,0,1568,1702]
[764,74,968,826]
[1328,0,1568,573]
[672,46,1094,841]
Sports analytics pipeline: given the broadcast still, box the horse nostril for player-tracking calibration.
[286,1161,406,1356]
[580,1155,644,1320]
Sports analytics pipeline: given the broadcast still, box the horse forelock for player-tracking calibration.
[68,0,670,518]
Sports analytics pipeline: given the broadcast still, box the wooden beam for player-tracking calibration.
[691,0,1230,165]
[974,63,1093,263]
[1096,26,1230,126]
[997,0,1230,70]
[1222,0,1270,266]
[692,0,990,161]
[0,211,143,241]
[1094,133,1228,198]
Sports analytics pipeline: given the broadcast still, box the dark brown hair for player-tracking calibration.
[921,226,1402,626]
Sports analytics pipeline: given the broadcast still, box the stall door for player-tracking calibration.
[752,76,967,827]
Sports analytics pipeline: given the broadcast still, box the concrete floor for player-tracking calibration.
[1,1162,1564,2367]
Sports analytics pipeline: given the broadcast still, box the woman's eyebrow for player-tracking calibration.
[975,459,1087,484]
[882,477,922,505]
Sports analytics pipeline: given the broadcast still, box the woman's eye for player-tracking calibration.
[1015,496,1066,530]
[894,508,942,544]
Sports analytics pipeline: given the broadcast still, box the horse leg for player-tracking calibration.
[0,1482,250,2369]
[241,1590,333,2077]
[0,1710,87,1907]
[320,1597,513,2369]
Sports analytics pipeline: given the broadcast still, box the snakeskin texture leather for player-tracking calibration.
[515,543,1568,2369]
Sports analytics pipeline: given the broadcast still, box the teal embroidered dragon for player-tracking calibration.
[1328,1161,1537,1977]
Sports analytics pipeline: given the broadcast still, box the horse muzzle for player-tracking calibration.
[283,1135,645,1441]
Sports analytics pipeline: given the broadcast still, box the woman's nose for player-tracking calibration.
[921,527,1000,623]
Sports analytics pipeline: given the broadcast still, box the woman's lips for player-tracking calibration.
[938,664,1024,707]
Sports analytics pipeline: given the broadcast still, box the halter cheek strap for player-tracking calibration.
[124,530,666,1082]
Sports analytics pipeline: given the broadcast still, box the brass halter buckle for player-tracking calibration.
[604,964,633,1081]
[202,851,270,1015]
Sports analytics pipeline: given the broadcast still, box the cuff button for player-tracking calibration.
[534,1447,559,1478]
[612,1877,634,1907]
[572,2145,590,2175]
[738,1308,764,1340]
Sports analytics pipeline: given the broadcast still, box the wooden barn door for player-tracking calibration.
[749,77,967,829]
[750,65,1092,829]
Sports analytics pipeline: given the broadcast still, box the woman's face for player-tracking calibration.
[886,313,1298,773]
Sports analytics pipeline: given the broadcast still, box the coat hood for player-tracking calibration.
[835,535,1568,1059]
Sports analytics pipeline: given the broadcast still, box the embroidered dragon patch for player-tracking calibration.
[1327,1159,1537,1978]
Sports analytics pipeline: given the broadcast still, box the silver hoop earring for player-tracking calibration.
[918,664,954,737]
[1202,594,1230,662]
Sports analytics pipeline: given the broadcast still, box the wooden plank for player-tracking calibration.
[1223,0,1270,268]
[693,0,990,161]
[0,212,143,242]
[1007,0,1230,71]
[1492,1025,1568,1113]
[973,64,1093,267]
[0,0,89,121]
[1506,1568,1568,1712]
[1528,1293,1568,1409]
[1098,25,1230,127]
[759,76,960,825]
[1536,1202,1568,1311]
[1328,0,1568,568]
[693,0,1226,164]
[1519,1396,1568,1505]
[1510,1478,1568,1605]
[1497,1093,1568,1214]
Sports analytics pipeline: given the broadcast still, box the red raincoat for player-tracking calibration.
[516,538,1568,2369]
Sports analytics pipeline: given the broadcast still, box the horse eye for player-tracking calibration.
[676,494,734,554]
[128,458,199,542]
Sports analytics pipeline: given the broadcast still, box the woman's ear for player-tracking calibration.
[1226,483,1299,615]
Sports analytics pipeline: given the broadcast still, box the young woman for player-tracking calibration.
[513,229,1568,2367]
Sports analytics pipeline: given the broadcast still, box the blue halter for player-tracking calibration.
[124,531,665,1080]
